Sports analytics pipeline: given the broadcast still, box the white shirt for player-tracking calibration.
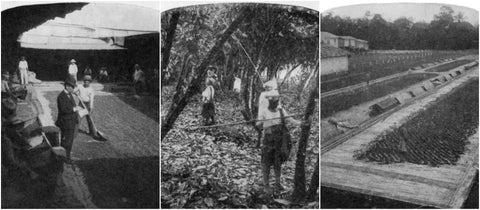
[2,80,10,92]
[100,70,108,76]
[233,77,241,92]
[202,85,214,102]
[68,64,78,75]
[133,69,145,82]
[257,108,300,129]
[257,90,279,120]
[77,85,94,105]
[18,60,28,70]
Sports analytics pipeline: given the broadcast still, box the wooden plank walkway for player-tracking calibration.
[321,66,479,208]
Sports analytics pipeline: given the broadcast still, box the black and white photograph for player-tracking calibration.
[1,2,159,208]
[161,2,319,208]
[320,2,479,208]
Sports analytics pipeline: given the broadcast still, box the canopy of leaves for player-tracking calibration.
[161,3,319,82]
[321,5,478,50]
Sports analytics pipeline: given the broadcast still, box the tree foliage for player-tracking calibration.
[321,6,478,50]
[162,3,319,86]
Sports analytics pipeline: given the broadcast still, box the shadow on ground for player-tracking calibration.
[1,159,64,208]
[75,156,159,208]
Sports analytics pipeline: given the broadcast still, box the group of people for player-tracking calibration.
[68,59,109,83]
[200,65,308,195]
[56,74,103,162]
[2,55,161,179]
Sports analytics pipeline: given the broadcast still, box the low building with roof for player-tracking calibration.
[321,31,339,48]
[338,36,357,48]
[355,39,369,50]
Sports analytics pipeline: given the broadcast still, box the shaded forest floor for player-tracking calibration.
[161,86,319,208]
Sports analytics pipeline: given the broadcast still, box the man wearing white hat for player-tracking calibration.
[68,59,78,83]
[76,75,98,138]
[202,77,217,125]
[256,81,304,194]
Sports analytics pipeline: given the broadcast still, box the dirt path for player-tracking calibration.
[35,83,159,208]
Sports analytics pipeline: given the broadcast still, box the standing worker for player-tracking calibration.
[256,90,304,194]
[18,56,29,85]
[68,59,78,83]
[133,64,145,96]
[75,75,99,139]
[202,77,216,125]
[256,79,278,147]
[55,78,82,162]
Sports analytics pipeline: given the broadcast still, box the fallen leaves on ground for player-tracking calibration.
[161,87,319,208]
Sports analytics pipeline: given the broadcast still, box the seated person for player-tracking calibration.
[2,72,11,95]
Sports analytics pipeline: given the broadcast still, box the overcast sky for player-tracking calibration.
[323,3,478,25]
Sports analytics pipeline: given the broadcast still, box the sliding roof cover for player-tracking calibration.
[17,3,159,50]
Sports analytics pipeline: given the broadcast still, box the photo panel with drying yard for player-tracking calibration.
[320,2,479,209]
[1,2,159,208]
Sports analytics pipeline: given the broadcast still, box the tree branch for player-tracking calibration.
[161,7,252,140]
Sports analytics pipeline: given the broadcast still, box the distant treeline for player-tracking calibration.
[321,6,479,50]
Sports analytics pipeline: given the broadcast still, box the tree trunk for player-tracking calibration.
[240,67,263,146]
[306,155,319,201]
[161,12,180,86]
[296,65,317,102]
[280,63,301,88]
[161,8,252,141]
[291,65,319,203]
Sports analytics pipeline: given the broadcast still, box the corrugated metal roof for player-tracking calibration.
[339,36,356,40]
[19,34,126,50]
[321,31,338,38]
[20,42,125,50]
[321,44,350,58]
[356,39,368,43]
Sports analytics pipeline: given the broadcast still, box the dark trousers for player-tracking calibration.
[98,75,108,83]
[60,124,78,158]
[134,81,145,95]
[79,101,97,135]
